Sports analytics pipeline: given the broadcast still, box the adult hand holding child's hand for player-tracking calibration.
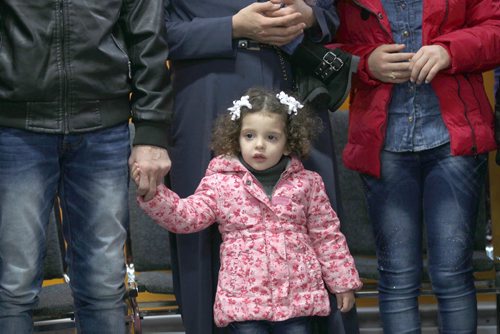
[129,145,171,201]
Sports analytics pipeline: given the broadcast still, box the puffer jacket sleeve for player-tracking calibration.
[431,0,500,74]
[137,174,219,234]
[327,41,384,87]
[121,0,172,148]
[306,172,362,293]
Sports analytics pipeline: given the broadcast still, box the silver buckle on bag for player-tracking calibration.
[314,51,344,81]
[323,51,344,71]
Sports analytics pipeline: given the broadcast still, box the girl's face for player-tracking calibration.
[239,110,290,171]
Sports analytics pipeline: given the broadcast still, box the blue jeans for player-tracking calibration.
[361,144,487,334]
[228,317,312,334]
[0,124,130,333]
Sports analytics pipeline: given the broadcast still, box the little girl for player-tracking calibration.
[134,87,362,333]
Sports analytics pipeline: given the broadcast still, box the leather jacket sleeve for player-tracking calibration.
[121,0,172,148]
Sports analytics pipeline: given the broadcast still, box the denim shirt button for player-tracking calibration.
[402,30,409,38]
[408,116,414,123]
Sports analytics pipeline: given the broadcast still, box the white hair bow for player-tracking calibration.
[227,95,252,120]
[276,91,303,116]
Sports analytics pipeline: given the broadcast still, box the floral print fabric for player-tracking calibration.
[138,155,362,327]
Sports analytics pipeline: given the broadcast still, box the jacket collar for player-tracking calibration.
[350,0,446,45]
[351,0,384,15]
[207,155,304,176]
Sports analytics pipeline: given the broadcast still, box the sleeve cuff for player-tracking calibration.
[132,121,169,149]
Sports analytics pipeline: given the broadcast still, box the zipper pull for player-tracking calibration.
[128,61,132,80]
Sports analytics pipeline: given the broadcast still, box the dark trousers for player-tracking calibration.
[229,317,312,334]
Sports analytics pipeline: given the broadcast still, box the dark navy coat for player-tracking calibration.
[164,1,358,333]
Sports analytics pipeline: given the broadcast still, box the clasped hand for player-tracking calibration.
[129,145,171,201]
[367,44,450,84]
[232,0,315,46]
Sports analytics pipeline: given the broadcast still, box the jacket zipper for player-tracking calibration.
[57,0,70,133]
[111,35,132,80]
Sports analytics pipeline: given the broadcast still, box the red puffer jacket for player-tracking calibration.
[330,0,500,177]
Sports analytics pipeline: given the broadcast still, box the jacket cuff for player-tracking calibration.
[133,121,169,149]
[357,55,383,86]
[431,42,454,74]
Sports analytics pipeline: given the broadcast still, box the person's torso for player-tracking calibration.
[335,0,496,176]
[209,157,332,325]
[0,0,131,102]
[0,0,134,133]
[380,0,449,152]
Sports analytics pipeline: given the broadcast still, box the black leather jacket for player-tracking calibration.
[0,0,171,147]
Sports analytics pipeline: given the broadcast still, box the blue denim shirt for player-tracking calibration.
[381,0,449,152]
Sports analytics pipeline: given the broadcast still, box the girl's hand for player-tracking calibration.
[367,44,414,83]
[232,2,305,46]
[336,291,356,312]
[409,45,450,84]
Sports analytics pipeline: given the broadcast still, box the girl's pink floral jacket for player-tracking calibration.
[138,155,362,327]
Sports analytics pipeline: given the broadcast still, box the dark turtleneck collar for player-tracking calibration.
[238,155,290,197]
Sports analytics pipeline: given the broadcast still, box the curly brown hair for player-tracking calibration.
[211,87,323,159]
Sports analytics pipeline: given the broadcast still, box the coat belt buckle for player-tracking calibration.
[237,39,261,51]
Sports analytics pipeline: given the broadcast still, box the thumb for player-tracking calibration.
[382,43,406,53]
[251,1,281,12]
